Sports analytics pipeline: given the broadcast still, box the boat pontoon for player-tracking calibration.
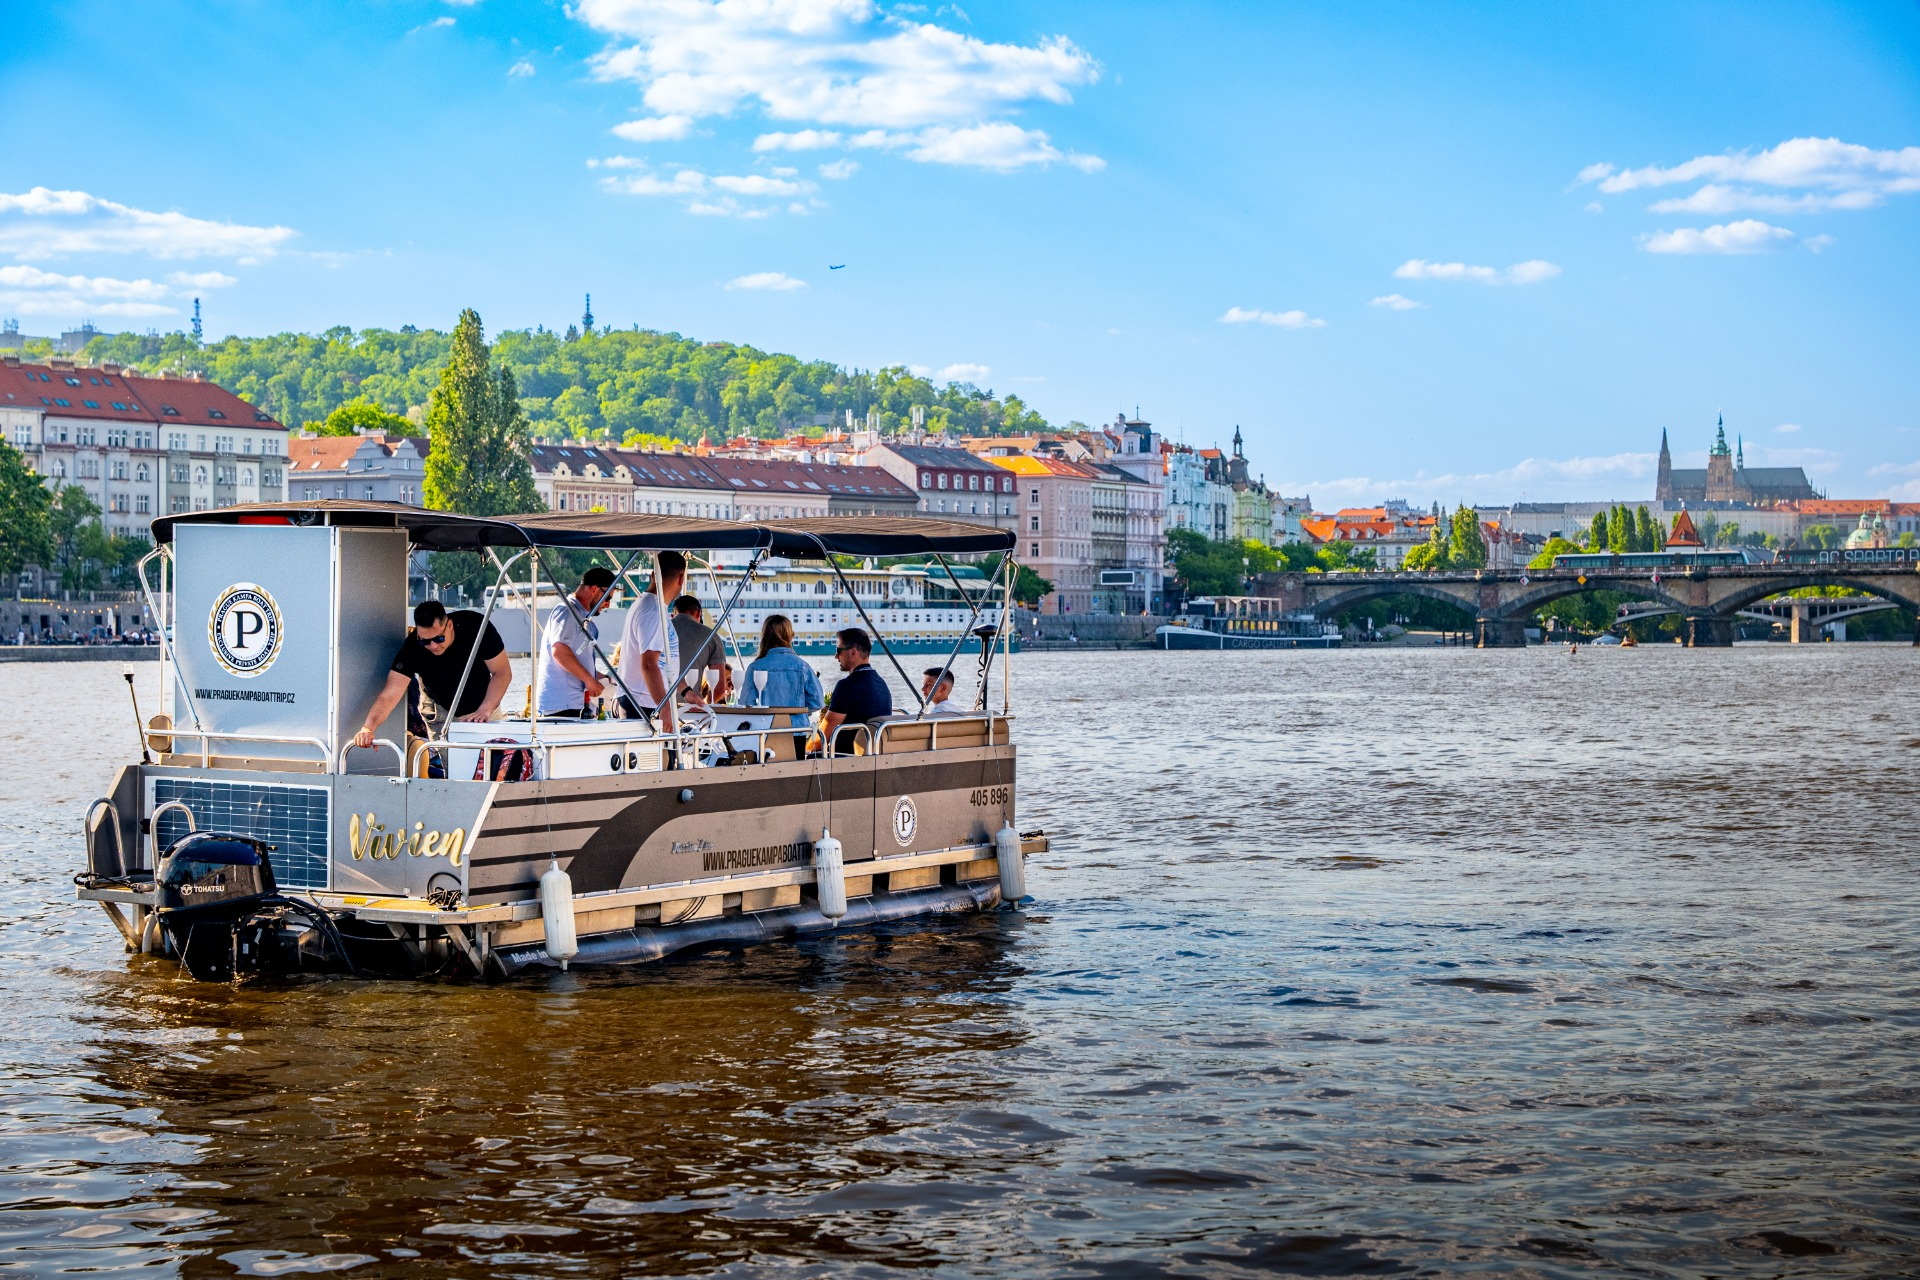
[75,500,1042,981]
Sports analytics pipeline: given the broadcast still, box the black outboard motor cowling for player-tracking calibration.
[156,832,278,980]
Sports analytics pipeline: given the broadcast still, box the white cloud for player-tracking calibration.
[1775,423,1802,434]
[1582,138,1920,237]
[819,158,859,179]
[1291,452,1657,507]
[754,129,846,152]
[1641,219,1796,254]
[612,114,693,142]
[0,264,181,317]
[713,173,813,196]
[417,15,456,30]
[604,168,711,196]
[587,155,648,169]
[937,362,989,382]
[165,270,238,289]
[579,0,1097,128]
[0,187,295,261]
[1803,233,1834,253]
[725,271,807,291]
[757,120,1096,170]
[1585,137,1920,200]
[1868,460,1920,500]
[575,0,1100,171]
[508,60,537,78]
[1393,258,1559,285]
[1219,306,1326,329]
[1370,293,1425,310]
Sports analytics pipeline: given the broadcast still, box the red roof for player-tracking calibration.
[1666,509,1703,547]
[703,455,915,499]
[122,372,282,430]
[0,359,156,421]
[288,433,425,473]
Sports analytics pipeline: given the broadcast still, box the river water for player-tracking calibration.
[2,646,1916,1277]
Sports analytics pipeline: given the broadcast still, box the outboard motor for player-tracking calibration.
[156,832,279,980]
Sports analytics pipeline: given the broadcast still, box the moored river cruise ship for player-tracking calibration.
[75,501,1041,982]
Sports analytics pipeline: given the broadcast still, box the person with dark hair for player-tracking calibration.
[921,666,964,715]
[537,566,617,717]
[671,593,730,704]
[616,551,685,728]
[354,599,510,748]
[819,627,891,754]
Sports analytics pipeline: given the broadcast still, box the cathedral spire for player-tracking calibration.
[1736,435,1744,469]
[1712,413,1730,457]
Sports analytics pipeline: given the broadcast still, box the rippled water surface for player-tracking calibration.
[3,647,1917,1277]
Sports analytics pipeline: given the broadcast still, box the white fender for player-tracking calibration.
[814,828,846,921]
[539,858,579,970]
[995,823,1026,905]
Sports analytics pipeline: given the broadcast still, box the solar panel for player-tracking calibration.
[151,777,332,891]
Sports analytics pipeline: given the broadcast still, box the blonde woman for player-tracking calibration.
[740,614,823,715]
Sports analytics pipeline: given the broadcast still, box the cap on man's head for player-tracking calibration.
[580,567,616,590]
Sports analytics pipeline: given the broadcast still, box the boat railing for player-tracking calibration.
[405,710,1014,776]
[338,739,405,774]
[154,728,333,770]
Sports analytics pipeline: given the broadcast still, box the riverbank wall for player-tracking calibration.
[0,646,160,663]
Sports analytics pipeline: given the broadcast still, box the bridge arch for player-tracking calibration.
[1496,577,1696,622]
[1707,573,1920,618]
[1305,579,1482,621]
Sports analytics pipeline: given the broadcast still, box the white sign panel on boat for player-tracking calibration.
[892,794,918,847]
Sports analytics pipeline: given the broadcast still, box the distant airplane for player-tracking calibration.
[829,264,846,270]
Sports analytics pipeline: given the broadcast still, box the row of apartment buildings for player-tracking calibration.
[4,354,1309,614]
[1,354,290,550]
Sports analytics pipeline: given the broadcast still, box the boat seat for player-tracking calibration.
[876,720,935,753]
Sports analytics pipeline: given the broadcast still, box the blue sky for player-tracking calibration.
[4,1,1918,505]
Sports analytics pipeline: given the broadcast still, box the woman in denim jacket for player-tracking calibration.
[741,615,823,725]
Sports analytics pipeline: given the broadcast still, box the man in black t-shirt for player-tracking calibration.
[819,627,892,755]
[353,601,511,749]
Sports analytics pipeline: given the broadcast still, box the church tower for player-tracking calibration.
[1705,414,1737,501]
[1656,428,1673,502]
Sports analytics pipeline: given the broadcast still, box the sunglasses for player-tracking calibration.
[420,630,452,648]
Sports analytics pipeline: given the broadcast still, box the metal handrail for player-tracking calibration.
[149,727,331,769]
[338,738,403,773]
[150,799,196,866]
[84,797,128,876]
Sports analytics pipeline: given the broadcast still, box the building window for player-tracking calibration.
[1030,516,1040,532]
[135,463,149,482]
[262,466,280,484]
[937,474,948,489]
[194,467,208,484]
[920,472,932,487]
[172,496,189,513]
[1031,543,1040,557]
[169,433,186,450]
[110,460,127,480]
[135,494,150,514]
[1030,488,1040,505]
[365,484,375,500]
[967,475,978,491]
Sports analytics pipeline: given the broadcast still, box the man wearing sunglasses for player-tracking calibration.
[817,627,891,755]
[354,600,511,750]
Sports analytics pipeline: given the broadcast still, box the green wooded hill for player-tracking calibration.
[65,321,1051,444]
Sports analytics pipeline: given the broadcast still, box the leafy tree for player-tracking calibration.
[423,311,539,517]
[1448,505,1487,569]
[1316,539,1376,570]
[1607,504,1631,554]
[1589,511,1608,550]
[1010,564,1053,606]
[1167,528,1244,594]
[1900,532,1916,549]
[1715,520,1740,546]
[0,440,53,580]
[1528,536,1584,570]
[1404,526,1450,571]
[311,396,420,437]
[1634,505,1662,552]
[1800,523,1839,550]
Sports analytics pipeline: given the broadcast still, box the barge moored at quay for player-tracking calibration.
[75,501,1041,981]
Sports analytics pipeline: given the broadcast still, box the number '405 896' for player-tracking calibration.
[969,787,1009,807]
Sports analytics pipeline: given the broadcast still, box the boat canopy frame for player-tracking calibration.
[149,500,1017,557]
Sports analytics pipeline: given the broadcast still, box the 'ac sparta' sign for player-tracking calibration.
[207,582,283,677]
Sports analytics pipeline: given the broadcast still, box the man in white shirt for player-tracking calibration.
[536,566,615,717]
[921,666,966,715]
[617,550,684,730]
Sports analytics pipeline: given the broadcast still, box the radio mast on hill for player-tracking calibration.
[192,298,203,343]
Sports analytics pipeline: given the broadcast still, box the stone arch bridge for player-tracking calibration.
[1250,564,1920,647]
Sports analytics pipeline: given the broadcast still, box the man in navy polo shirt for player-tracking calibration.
[819,627,892,754]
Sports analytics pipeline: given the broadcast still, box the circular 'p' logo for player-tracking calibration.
[208,582,282,677]
[891,795,918,847]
